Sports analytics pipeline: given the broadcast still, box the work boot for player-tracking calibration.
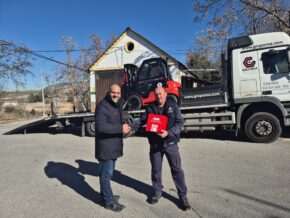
[149,192,162,204]
[105,202,125,212]
[114,195,120,202]
[180,198,191,211]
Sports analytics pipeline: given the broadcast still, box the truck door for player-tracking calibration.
[258,49,290,101]
[234,51,261,98]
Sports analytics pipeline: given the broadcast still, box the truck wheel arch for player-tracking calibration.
[237,98,286,130]
[236,104,250,129]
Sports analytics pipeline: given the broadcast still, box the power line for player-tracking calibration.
[0,39,221,69]
[0,40,86,71]
[1,40,221,56]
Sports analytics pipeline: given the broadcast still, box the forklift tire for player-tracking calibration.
[85,121,95,137]
[167,94,178,104]
[127,95,142,110]
[123,113,136,138]
[244,112,282,143]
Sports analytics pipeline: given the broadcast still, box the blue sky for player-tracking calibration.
[0,0,201,90]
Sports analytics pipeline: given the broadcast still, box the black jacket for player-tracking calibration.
[95,95,124,161]
[138,98,184,149]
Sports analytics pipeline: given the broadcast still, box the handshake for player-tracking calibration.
[122,123,132,135]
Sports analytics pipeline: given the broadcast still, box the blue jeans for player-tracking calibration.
[99,159,116,204]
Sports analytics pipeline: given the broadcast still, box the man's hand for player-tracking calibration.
[122,124,132,134]
[157,130,168,138]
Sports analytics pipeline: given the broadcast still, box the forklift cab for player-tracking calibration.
[135,58,172,98]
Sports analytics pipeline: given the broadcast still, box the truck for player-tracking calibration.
[6,31,290,143]
[121,31,290,143]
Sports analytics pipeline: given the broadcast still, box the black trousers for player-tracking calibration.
[150,144,188,199]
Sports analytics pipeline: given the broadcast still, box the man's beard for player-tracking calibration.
[112,97,119,103]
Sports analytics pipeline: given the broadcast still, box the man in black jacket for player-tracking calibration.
[136,86,191,211]
[95,84,131,212]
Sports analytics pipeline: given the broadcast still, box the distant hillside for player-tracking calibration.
[2,82,72,103]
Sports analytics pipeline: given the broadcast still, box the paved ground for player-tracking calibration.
[0,121,290,218]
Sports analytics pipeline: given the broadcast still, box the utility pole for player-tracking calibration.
[40,67,46,117]
[40,58,53,117]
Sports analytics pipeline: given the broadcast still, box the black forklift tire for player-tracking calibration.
[127,95,142,110]
[123,114,136,138]
[244,112,282,143]
[85,121,95,137]
[167,94,178,104]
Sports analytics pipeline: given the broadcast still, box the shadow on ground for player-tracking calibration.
[44,159,182,209]
[3,120,83,137]
[221,188,290,214]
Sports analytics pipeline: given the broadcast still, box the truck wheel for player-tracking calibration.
[244,112,281,143]
[127,95,142,110]
[85,121,95,137]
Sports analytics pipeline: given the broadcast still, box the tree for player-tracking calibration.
[186,52,217,69]
[191,0,290,62]
[73,34,105,111]
[44,76,60,116]
[0,83,6,110]
[27,92,42,103]
[56,34,114,112]
[186,52,220,81]
[58,36,79,112]
[0,40,33,87]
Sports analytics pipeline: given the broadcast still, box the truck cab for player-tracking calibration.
[230,32,290,102]
[227,32,290,142]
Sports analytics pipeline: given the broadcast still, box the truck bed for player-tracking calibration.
[180,84,228,108]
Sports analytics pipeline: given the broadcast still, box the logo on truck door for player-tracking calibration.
[243,57,256,68]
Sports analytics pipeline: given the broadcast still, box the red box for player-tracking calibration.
[146,114,168,133]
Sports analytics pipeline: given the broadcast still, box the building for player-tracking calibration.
[88,27,187,112]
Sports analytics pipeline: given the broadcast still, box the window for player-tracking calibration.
[138,60,167,80]
[138,63,150,80]
[149,61,164,78]
[125,41,135,52]
[262,50,290,74]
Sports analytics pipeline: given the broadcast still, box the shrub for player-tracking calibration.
[30,109,36,115]
[4,106,15,113]
[28,93,42,103]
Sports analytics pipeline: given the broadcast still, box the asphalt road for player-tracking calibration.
[0,121,290,218]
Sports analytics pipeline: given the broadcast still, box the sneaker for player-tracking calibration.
[149,192,162,204]
[180,198,191,211]
[105,202,125,212]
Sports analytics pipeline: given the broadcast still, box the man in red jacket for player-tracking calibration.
[95,84,131,212]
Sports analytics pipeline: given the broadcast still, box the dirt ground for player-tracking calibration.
[0,102,74,124]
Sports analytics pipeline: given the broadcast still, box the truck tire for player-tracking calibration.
[85,121,95,137]
[127,95,142,110]
[244,112,282,143]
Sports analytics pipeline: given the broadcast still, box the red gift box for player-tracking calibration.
[146,114,168,133]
